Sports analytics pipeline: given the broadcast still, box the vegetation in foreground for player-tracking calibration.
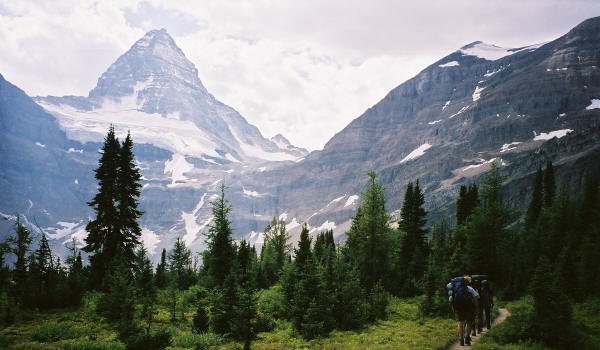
[1,127,599,349]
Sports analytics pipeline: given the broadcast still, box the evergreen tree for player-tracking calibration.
[259,217,288,287]
[168,237,193,290]
[84,126,121,288]
[97,256,136,337]
[32,233,54,306]
[116,131,143,264]
[529,256,573,349]
[345,172,391,293]
[397,180,428,296]
[204,184,235,288]
[543,160,555,208]
[134,247,156,334]
[332,254,368,329]
[192,303,209,333]
[9,217,32,302]
[526,167,544,228]
[155,248,168,289]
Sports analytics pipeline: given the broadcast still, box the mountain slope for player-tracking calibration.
[241,16,600,242]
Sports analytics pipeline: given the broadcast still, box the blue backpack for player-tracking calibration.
[448,277,472,307]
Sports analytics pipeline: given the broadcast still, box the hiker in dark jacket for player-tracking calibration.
[450,276,476,346]
[480,280,494,329]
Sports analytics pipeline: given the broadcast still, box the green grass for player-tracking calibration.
[215,297,456,350]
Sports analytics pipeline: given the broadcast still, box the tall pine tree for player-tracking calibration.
[204,184,235,288]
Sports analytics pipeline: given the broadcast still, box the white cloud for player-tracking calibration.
[1,1,598,150]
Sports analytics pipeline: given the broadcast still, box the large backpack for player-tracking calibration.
[447,276,472,307]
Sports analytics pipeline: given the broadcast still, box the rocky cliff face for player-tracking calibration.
[2,19,600,259]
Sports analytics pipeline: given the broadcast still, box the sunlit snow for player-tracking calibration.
[500,142,521,153]
[345,195,359,207]
[463,158,497,171]
[460,42,514,61]
[449,106,469,119]
[310,221,336,233]
[164,153,194,186]
[286,218,301,231]
[67,147,83,153]
[400,143,432,163]
[442,100,451,110]
[428,120,442,125]
[472,86,485,102]
[181,194,211,247]
[439,61,459,68]
[533,129,573,141]
[586,99,600,110]
[35,142,46,148]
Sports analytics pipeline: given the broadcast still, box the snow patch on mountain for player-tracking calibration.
[500,142,521,153]
[428,120,442,125]
[345,195,359,207]
[400,143,432,163]
[286,217,301,231]
[442,100,451,110]
[462,158,498,171]
[460,42,514,61]
[586,99,600,110]
[449,106,469,119]
[141,227,160,254]
[181,194,210,247]
[439,61,459,68]
[243,187,264,198]
[164,153,194,186]
[67,147,83,153]
[310,220,336,234]
[473,85,485,101]
[35,142,46,148]
[533,129,573,141]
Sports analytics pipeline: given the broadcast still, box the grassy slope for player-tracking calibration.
[2,294,599,350]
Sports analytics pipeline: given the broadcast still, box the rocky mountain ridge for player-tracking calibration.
[2,18,600,259]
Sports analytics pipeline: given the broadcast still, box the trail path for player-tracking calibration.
[447,308,510,350]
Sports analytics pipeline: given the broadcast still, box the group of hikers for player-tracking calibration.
[447,274,494,346]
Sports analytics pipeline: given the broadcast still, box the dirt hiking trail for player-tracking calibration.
[447,308,510,350]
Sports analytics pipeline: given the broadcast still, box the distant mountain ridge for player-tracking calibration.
[2,18,600,260]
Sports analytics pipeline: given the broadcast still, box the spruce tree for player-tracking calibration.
[84,126,121,287]
[155,248,168,289]
[168,237,193,290]
[204,184,235,288]
[529,256,573,349]
[9,217,32,302]
[526,167,544,228]
[259,217,288,287]
[398,180,428,296]
[116,131,143,264]
[345,172,390,293]
[543,160,555,208]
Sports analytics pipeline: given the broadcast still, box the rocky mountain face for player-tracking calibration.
[2,18,600,259]
[239,16,600,243]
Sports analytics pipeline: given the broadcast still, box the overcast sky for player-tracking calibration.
[1,1,599,150]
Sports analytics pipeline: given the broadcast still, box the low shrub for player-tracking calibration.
[30,323,83,342]
[171,332,223,349]
[124,330,171,350]
[63,339,126,350]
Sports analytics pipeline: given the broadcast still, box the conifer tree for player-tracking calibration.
[116,132,143,264]
[345,172,390,293]
[9,217,32,302]
[526,167,544,228]
[529,256,573,349]
[155,248,168,289]
[259,217,288,287]
[168,237,193,290]
[134,247,156,333]
[97,256,136,337]
[543,160,555,208]
[204,184,235,288]
[398,180,428,296]
[84,126,121,287]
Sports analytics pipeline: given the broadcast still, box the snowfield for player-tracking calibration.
[401,143,432,163]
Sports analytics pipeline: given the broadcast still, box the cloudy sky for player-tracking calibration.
[1,1,599,150]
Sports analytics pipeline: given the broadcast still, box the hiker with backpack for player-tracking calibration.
[479,280,494,329]
[465,276,480,337]
[448,276,476,346]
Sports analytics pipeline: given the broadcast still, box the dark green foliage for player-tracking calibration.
[97,256,136,334]
[192,304,209,333]
[124,330,171,350]
[456,183,479,226]
[346,172,391,293]
[168,237,194,290]
[155,248,168,289]
[397,180,429,296]
[529,256,574,349]
[230,282,257,347]
[133,247,156,333]
[203,184,235,288]
[525,167,544,228]
[258,217,289,288]
[332,258,368,329]
[543,160,555,208]
[9,217,32,300]
[84,127,143,288]
[30,323,84,342]
[116,132,143,265]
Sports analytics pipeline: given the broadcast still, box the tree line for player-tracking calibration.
[1,127,599,350]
